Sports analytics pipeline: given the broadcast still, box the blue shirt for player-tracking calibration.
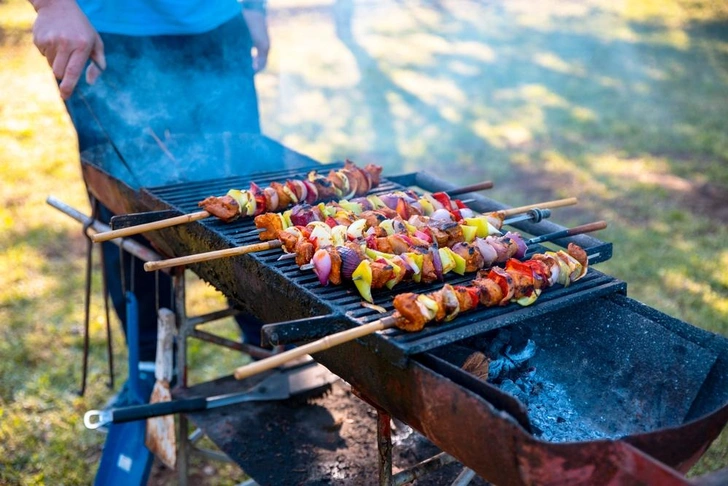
[77,0,241,36]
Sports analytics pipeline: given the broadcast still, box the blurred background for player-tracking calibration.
[1,0,727,483]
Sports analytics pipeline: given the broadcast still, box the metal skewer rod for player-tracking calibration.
[91,180,495,244]
[232,221,607,382]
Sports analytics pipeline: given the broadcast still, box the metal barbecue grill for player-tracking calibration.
[76,135,728,485]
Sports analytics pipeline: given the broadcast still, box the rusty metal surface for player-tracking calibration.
[314,335,728,486]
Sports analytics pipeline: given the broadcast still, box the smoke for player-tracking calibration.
[79,14,263,188]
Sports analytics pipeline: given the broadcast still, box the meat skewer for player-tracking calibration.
[91,160,385,243]
[305,221,606,303]
[232,243,590,381]
[253,192,576,242]
[143,196,568,272]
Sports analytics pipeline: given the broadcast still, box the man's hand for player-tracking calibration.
[242,9,270,73]
[31,0,106,99]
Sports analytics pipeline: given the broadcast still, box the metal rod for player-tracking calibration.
[173,266,190,486]
[46,196,164,264]
[377,408,393,486]
[392,452,460,486]
[185,307,242,328]
[189,329,274,360]
[79,223,94,396]
[450,467,477,486]
[99,235,115,389]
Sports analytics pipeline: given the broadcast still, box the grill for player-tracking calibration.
[79,135,728,485]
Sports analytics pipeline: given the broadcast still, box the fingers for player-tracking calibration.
[51,48,70,80]
[86,34,106,85]
[86,62,102,85]
[89,34,106,71]
[59,48,90,100]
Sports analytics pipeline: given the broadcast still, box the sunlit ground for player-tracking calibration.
[1,0,727,483]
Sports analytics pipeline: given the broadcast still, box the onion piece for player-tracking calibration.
[311,249,332,286]
[505,231,528,259]
[431,208,454,222]
[430,246,444,281]
[338,246,363,280]
[303,179,319,204]
[474,238,498,267]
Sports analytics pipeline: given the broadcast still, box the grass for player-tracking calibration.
[2,0,727,483]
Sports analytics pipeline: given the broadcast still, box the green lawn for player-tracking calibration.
[1,0,727,484]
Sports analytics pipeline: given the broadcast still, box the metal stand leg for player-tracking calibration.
[377,408,393,486]
[173,267,190,486]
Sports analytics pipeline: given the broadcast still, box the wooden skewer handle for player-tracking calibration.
[233,317,397,380]
[498,197,578,218]
[444,180,494,196]
[144,240,283,272]
[566,220,608,236]
[91,210,210,243]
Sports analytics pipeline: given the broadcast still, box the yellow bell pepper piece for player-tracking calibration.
[459,224,477,243]
[352,260,373,303]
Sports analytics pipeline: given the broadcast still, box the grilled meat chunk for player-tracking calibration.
[198,195,239,223]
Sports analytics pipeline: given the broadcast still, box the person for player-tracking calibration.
[30,0,270,401]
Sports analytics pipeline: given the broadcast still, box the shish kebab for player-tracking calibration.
[258,192,573,270]
[232,243,589,381]
[143,191,576,272]
[302,221,605,303]
[91,160,388,243]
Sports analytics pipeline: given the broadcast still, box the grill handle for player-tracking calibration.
[261,314,346,347]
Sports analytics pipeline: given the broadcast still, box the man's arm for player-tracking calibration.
[30,0,105,99]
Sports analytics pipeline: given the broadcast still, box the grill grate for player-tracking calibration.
[143,164,622,366]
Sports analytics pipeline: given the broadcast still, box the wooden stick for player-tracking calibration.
[143,240,283,272]
[91,211,210,243]
[497,197,577,218]
[233,317,397,380]
[443,180,493,196]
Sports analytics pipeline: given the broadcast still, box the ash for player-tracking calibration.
[473,327,616,443]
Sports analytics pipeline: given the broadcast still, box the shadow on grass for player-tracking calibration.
[264,0,728,476]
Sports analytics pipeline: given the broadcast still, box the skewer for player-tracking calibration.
[93,210,212,243]
[234,317,397,380]
[297,208,554,271]
[91,180,495,244]
[144,240,282,271]
[496,197,577,218]
[142,197,565,273]
[232,220,606,381]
